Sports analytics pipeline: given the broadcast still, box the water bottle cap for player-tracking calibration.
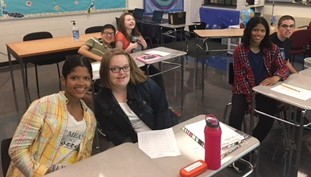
[205,116,219,128]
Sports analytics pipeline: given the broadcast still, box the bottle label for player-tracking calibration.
[73,30,80,41]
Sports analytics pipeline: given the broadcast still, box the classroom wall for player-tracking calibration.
[264,4,311,27]
[1,0,310,64]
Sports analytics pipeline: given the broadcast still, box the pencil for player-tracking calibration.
[281,84,300,92]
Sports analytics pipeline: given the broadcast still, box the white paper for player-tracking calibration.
[145,50,170,56]
[91,62,101,80]
[271,84,311,100]
[138,128,181,159]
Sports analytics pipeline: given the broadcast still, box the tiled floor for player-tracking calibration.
[1,41,311,176]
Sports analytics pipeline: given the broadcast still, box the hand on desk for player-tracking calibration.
[260,76,281,86]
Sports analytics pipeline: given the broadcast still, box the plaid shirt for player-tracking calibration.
[232,44,289,103]
[7,91,96,177]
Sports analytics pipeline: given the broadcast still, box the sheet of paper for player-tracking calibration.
[91,62,100,79]
[184,120,245,149]
[145,50,170,56]
[138,128,181,159]
[271,84,311,100]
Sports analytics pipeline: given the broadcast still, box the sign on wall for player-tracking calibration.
[144,0,184,15]
[0,0,126,20]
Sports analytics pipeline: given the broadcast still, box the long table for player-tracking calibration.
[45,115,260,177]
[7,32,101,107]
[251,73,311,176]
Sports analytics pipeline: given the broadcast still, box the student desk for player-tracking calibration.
[299,67,311,77]
[45,115,260,177]
[131,47,187,108]
[159,23,195,52]
[44,143,171,177]
[152,114,260,176]
[193,28,243,98]
[251,73,311,175]
[6,32,101,107]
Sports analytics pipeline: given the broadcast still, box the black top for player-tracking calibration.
[270,32,291,61]
[249,50,266,86]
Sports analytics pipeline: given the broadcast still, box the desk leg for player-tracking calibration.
[295,109,306,174]
[195,35,199,90]
[7,48,19,111]
[181,56,184,109]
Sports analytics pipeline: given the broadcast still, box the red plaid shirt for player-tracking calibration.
[232,43,289,103]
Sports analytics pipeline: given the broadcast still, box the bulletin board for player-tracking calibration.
[0,0,127,20]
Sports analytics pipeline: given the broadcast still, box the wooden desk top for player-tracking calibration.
[194,28,244,38]
[6,33,101,58]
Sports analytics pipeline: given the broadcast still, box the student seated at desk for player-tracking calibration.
[228,17,289,143]
[78,24,116,62]
[94,48,179,146]
[270,15,297,74]
[7,56,96,177]
[115,12,166,94]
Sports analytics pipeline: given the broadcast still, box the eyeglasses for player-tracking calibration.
[109,66,131,73]
[103,32,115,36]
[280,24,295,29]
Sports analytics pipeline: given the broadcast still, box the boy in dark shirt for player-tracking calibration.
[270,15,297,74]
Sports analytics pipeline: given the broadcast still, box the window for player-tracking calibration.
[204,0,237,6]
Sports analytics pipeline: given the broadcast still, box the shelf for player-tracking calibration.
[247,4,265,8]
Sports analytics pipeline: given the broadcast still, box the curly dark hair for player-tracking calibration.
[242,17,272,49]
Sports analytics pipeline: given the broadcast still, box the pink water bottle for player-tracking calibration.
[204,115,222,170]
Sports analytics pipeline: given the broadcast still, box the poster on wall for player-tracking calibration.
[144,0,184,15]
[0,0,126,20]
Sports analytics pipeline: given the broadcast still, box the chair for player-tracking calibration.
[85,26,104,34]
[23,32,68,99]
[1,138,12,176]
[289,29,311,69]
[298,21,311,30]
[115,17,120,27]
[222,62,248,131]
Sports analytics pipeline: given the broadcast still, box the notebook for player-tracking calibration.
[143,10,164,23]
[181,120,249,150]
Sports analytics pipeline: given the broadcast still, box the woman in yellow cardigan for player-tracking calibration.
[7,55,96,177]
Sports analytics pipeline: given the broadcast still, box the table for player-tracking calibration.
[131,47,187,108]
[251,73,311,176]
[45,115,260,177]
[159,23,194,52]
[193,29,244,98]
[7,32,101,107]
[152,114,260,176]
[44,143,171,177]
[299,67,311,77]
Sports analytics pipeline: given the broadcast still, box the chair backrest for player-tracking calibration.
[23,31,52,41]
[133,8,144,20]
[1,138,12,176]
[85,26,104,34]
[290,29,311,49]
[115,17,120,27]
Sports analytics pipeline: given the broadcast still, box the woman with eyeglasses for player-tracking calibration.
[115,12,166,94]
[94,48,179,146]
